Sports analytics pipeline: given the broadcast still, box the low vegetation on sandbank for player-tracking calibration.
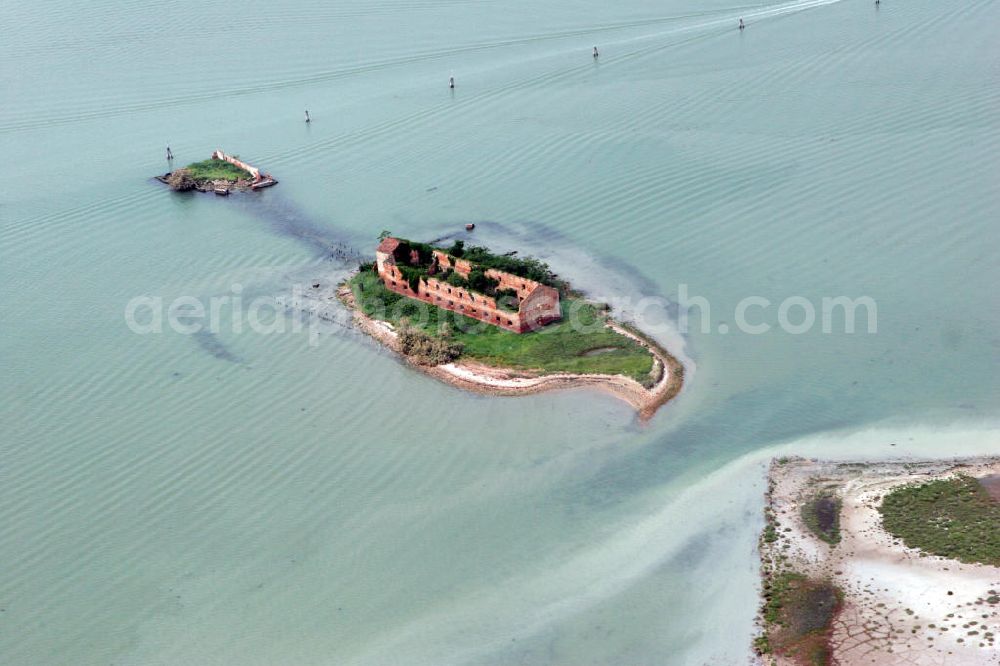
[801,494,842,545]
[879,475,1000,566]
[756,570,841,665]
[347,248,659,384]
[758,458,1000,664]
[757,467,842,665]
[758,504,841,664]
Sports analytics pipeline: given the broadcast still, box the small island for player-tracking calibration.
[156,150,277,194]
[338,236,684,418]
[756,457,1000,665]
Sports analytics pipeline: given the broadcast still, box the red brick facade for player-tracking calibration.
[375,238,561,333]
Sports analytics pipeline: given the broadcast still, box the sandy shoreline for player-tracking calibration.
[759,457,1000,665]
[335,282,684,420]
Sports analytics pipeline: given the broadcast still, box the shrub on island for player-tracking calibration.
[879,475,1000,566]
[801,494,842,545]
[165,168,196,191]
[397,321,463,365]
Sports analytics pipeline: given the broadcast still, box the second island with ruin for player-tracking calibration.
[157,150,277,194]
[338,235,684,418]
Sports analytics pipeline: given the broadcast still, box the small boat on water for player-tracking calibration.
[214,186,229,196]
[465,223,475,231]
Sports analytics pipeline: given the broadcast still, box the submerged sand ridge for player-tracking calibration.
[758,458,1000,666]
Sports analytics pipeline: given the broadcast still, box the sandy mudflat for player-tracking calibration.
[759,457,1000,665]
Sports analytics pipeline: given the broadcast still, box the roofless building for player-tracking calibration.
[375,237,561,333]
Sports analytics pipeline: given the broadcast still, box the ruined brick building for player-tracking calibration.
[375,237,561,333]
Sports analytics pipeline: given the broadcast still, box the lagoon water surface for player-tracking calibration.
[2,0,999,663]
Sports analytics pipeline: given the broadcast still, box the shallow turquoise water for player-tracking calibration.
[2,0,999,663]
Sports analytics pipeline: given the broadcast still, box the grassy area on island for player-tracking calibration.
[879,475,1000,566]
[348,266,656,383]
[182,157,252,182]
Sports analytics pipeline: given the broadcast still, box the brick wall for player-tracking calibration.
[432,251,472,277]
[379,264,523,331]
[377,242,561,333]
[211,150,260,181]
[519,284,561,328]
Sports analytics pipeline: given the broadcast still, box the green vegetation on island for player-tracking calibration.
[164,157,253,191]
[801,494,842,545]
[183,157,252,182]
[348,244,657,383]
[397,322,464,366]
[879,475,1000,566]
